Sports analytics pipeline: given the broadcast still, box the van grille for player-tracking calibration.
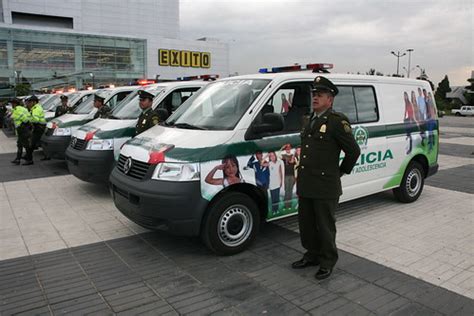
[117,154,151,180]
[70,137,87,150]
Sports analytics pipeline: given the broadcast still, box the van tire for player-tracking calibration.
[455,112,461,116]
[393,161,425,203]
[201,192,260,255]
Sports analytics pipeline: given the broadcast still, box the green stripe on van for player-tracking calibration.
[61,119,91,128]
[163,120,438,162]
[96,127,136,139]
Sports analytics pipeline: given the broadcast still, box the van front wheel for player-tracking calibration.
[393,161,424,203]
[201,192,260,255]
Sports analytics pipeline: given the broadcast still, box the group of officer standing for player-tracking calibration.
[10,95,47,165]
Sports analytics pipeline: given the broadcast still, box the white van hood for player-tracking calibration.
[75,118,136,139]
[121,125,234,163]
[47,114,91,128]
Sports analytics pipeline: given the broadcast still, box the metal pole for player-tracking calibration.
[391,51,406,76]
[406,49,414,78]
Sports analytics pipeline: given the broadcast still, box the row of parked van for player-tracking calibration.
[39,65,440,255]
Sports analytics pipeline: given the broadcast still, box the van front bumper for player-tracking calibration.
[66,147,115,183]
[40,134,70,159]
[109,167,208,236]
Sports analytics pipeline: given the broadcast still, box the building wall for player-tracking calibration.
[2,0,179,39]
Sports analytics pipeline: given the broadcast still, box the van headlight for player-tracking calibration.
[86,139,114,150]
[151,162,200,181]
[53,127,71,136]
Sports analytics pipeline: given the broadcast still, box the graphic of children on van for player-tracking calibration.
[426,91,437,152]
[205,154,244,187]
[403,91,416,154]
[279,144,296,210]
[246,150,269,190]
[267,151,284,215]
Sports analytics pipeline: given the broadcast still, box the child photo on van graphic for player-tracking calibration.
[205,155,244,188]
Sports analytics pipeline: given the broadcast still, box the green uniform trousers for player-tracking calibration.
[298,197,339,269]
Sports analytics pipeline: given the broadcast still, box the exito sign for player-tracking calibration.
[159,49,211,68]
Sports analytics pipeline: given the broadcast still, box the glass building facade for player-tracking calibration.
[0,27,146,90]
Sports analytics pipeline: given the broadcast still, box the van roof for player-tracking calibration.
[222,72,427,86]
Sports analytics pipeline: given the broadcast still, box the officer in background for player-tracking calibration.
[0,100,7,128]
[10,98,32,165]
[93,94,111,119]
[135,90,160,135]
[292,76,360,280]
[26,95,48,163]
[55,95,70,117]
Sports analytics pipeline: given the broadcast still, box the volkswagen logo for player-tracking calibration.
[71,137,77,148]
[123,157,133,174]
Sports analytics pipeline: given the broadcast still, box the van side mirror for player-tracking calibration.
[246,113,284,140]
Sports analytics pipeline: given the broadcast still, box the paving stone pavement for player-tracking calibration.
[1,225,473,315]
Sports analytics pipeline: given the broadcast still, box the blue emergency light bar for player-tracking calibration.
[177,74,219,81]
[259,63,333,73]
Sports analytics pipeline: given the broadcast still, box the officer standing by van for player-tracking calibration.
[292,76,360,280]
[26,95,47,163]
[10,98,32,165]
[93,94,111,119]
[55,95,70,117]
[135,90,160,135]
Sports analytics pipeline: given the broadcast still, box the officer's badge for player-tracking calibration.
[319,124,326,133]
[153,118,159,125]
[142,119,146,124]
[342,120,351,133]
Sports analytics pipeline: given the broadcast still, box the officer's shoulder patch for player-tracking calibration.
[152,117,159,125]
[341,120,352,133]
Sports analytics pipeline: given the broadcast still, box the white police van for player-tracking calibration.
[65,80,208,183]
[109,64,439,255]
[41,86,136,159]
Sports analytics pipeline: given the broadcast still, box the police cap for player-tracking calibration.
[28,95,39,102]
[312,76,339,96]
[60,95,68,100]
[94,94,105,102]
[10,98,21,105]
[138,90,154,100]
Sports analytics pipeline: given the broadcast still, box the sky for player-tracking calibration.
[180,0,473,87]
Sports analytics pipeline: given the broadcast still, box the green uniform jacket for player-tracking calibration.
[297,109,360,199]
[55,105,69,117]
[135,108,160,135]
[94,105,111,119]
[30,103,46,124]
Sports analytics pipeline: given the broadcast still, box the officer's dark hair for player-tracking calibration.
[255,150,263,155]
[222,154,241,178]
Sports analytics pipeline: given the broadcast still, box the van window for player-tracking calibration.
[252,82,312,136]
[333,86,378,123]
[159,87,201,114]
[106,91,131,108]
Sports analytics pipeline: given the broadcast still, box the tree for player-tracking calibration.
[464,72,474,105]
[434,75,451,110]
[14,83,31,96]
[366,68,376,75]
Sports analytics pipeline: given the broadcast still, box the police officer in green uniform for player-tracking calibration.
[55,95,69,117]
[135,90,160,135]
[93,94,111,119]
[10,98,32,165]
[292,76,360,280]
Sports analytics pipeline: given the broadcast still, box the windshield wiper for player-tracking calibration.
[173,123,207,130]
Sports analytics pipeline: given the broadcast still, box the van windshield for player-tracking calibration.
[112,86,165,119]
[167,79,270,130]
[73,90,114,114]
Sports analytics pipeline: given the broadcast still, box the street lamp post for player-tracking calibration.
[89,73,95,89]
[391,50,406,77]
[406,48,414,78]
